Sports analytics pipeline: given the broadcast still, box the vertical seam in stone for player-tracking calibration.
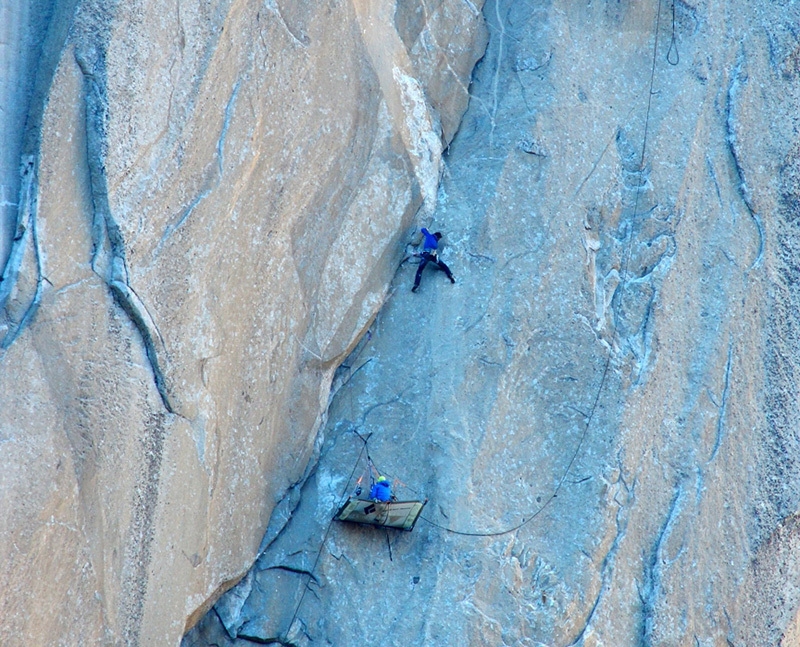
[75,46,175,414]
[158,79,241,247]
[0,156,44,352]
[724,45,764,270]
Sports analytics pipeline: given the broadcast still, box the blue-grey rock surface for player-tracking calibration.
[0,0,484,644]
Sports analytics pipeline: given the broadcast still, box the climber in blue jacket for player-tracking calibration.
[412,228,455,292]
[370,475,392,502]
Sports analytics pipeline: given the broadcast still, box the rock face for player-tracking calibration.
[185,1,800,646]
[0,1,485,645]
[5,0,800,645]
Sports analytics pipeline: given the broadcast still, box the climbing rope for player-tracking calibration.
[281,2,675,635]
[281,341,380,640]
[283,439,367,641]
[413,0,670,539]
[667,0,680,66]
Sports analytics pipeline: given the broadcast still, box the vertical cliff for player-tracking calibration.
[0,0,485,645]
[186,1,800,646]
[5,0,800,645]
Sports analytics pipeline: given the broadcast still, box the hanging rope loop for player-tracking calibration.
[416,0,669,539]
[667,0,679,65]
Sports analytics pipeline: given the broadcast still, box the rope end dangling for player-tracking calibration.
[667,0,679,66]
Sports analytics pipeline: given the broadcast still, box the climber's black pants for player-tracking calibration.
[413,252,454,290]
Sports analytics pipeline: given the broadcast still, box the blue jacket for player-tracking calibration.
[370,480,392,502]
[421,228,439,253]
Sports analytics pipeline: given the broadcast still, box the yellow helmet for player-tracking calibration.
[377,476,388,483]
